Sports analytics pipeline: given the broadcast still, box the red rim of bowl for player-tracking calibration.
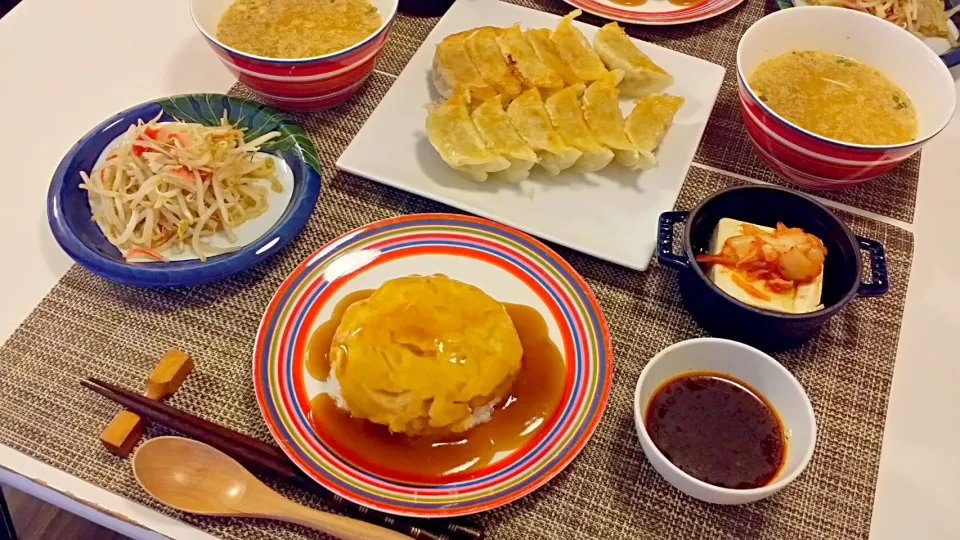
[188,0,399,65]
[562,0,746,26]
[735,7,956,152]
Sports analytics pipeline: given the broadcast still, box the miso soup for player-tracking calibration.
[216,0,382,59]
[748,50,917,145]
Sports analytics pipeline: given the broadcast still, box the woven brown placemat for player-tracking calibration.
[0,133,913,540]
[0,5,916,538]
[376,0,917,222]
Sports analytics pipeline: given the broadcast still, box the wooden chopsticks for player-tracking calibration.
[81,377,484,540]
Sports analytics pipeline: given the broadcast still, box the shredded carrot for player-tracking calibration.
[696,253,737,265]
[732,272,772,301]
[168,166,195,181]
[152,231,175,249]
[126,248,166,262]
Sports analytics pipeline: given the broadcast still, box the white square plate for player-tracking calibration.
[337,0,724,270]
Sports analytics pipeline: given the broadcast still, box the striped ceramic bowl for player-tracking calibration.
[737,7,956,189]
[189,0,398,111]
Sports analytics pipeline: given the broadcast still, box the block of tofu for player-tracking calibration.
[707,218,824,314]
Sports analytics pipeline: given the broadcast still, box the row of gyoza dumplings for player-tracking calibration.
[425,11,685,182]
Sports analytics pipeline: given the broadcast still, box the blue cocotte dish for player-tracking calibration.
[657,185,889,350]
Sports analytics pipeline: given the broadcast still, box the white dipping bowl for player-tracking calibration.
[634,338,816,504]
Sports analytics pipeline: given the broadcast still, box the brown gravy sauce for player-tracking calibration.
[305,291,566,482]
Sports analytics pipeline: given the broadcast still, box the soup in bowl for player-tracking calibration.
[190,0,399,110]
[737,7,955,189]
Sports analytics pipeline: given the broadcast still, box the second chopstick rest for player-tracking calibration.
[100,349,194,456]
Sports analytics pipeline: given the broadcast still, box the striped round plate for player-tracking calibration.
[563,0,743,25]
[254,213,612,517]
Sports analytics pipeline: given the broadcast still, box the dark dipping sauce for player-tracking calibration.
[645,372,785,489]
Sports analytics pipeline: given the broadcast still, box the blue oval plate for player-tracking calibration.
[47,94,321,288]
[775,1,960,67]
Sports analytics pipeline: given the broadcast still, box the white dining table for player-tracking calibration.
[0,0,957,538]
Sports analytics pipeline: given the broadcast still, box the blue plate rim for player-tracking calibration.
[46,93,321,288]
[774,0,960,67]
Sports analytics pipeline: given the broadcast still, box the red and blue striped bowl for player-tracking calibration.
[737,7,956,189]
[189,0,398,111]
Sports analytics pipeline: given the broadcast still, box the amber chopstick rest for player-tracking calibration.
[100,349,194,456]
[83,377,484,540]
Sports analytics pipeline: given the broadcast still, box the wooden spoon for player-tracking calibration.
[132,436,407,540]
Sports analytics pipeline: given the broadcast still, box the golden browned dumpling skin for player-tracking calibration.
[524,28,582,86]
[433,31,490,98]
[498,24,565,91]
[544,84,614,173]
[551,10,611,83]
[464,27,522,102]
[624,94,685,169]
[507,89,582,176]
[625,94,685,152]
[426,90,511,182]
[471,95,538,182]
[330,275,523,437]
[582,74,645,169]
[594,22,674,98]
